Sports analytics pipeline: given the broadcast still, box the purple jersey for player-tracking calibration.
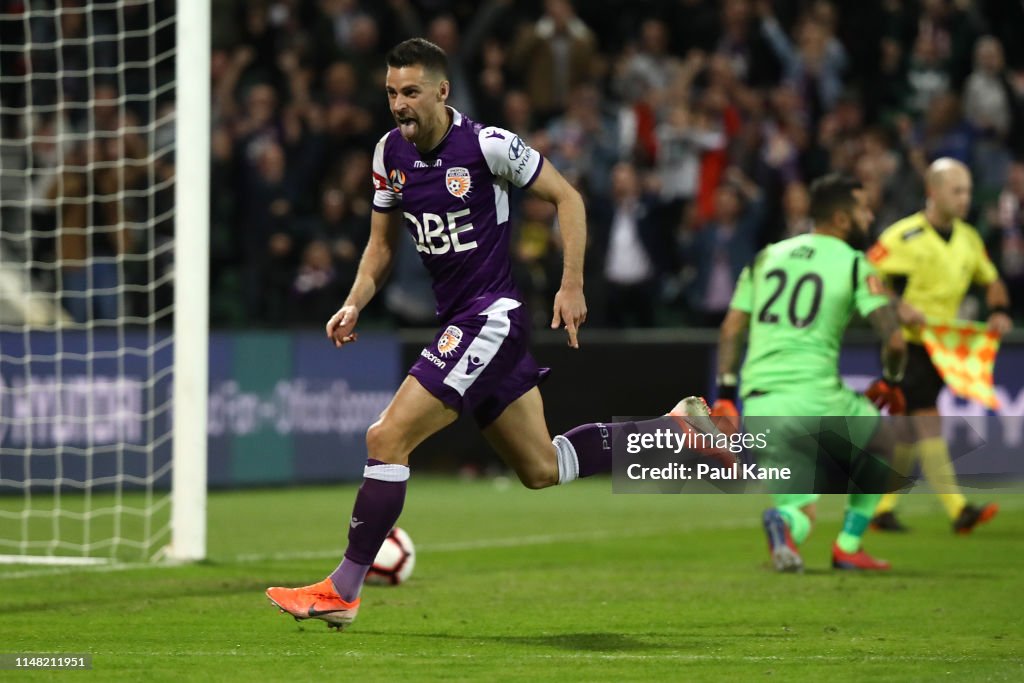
[372,108,544,320]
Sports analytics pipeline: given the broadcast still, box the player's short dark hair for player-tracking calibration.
[386,38,448,78]
[808,173,862,224]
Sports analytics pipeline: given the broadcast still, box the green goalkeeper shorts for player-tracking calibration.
[742,387,885,495]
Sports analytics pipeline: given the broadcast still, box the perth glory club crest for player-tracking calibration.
[437,325,463,356]
[445,167,472,199]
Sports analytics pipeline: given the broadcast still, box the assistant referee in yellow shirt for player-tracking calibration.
[867,157,1013,534]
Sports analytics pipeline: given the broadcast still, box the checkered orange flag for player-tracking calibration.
[921,320,1001,409]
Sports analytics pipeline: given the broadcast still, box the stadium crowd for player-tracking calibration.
[6,0,1024,328]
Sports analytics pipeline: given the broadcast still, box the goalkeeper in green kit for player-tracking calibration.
[712,174,911,572]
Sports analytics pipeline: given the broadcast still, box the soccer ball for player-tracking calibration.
[365,527,416,586]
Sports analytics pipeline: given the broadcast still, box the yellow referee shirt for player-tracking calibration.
[868,212,999,343]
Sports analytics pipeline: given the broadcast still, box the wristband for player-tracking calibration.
[990,305,1010,316]
[717,373,738,402]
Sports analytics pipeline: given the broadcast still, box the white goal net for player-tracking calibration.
[0,0,207,565]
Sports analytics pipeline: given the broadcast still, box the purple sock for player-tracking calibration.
[329,458,408,601]
[562,421,639,478]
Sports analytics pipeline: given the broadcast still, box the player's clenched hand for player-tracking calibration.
[326,305,360,348]
[551,286,587,349]
[987,312,1013,337]
[865,379,906,416]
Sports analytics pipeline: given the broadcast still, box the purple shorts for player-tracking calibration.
[409,296,549,427]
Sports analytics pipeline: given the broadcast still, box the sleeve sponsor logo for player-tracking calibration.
[867,243,888,263]
[388,169,406,192]
[866,273,885,295]
[372,172,388,191]
[508,135,526,161]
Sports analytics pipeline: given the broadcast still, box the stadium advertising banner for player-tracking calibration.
[207,331,398,486]
[0,331,398,489]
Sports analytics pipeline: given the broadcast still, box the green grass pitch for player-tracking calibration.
[1,479,1022,681]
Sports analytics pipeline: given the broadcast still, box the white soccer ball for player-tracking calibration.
[365,527,416,586]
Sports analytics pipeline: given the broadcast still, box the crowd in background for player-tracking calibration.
[4,0,1024,328]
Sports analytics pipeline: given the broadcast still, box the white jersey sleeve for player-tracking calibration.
[477,126,544,189]
[371,132,401,211]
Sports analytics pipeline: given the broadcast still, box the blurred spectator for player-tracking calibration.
[757,1,848,121]
[666,0,720,56]
[715,0,780,88]
[384,235,437,327]
[683,170,763,327]
[780,181,813,238]
[917,0,980,88]
[47,142,133,323]
[511,196,561,328]
[390,0,511,118]
[613,19,679,103]
[314,182,370,295]
[994,161,1024,318]
[906,30,951,118]
[544,84,619,196]
[856,126,923,233]
[655,101,725,232]
[508,0,598,122]
[915,92,973,166]
[320,59,375,155]
[591,162,669,328]
[501,89,535,137]
[289,239,343,326]
[241,141,301,324]
[869,37,912,125]
[11,0,1024,330]
[964,37,1017,196]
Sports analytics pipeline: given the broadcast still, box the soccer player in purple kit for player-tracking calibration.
[265,38,708,630]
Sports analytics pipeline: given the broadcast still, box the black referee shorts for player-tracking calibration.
[903,342,946,412]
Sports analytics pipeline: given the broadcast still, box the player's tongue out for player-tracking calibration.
[397,114,418,138]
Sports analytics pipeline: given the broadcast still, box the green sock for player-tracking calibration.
[777,505,812,545]
[837,493,881,553]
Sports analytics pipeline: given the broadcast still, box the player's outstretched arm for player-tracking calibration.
[985,279,1013,336]
[869,302,907,381]
[326,209,403,348]
[527,161,587,348]
[717,308,750,380]
[713,307,749,426]
[865,302,908,414]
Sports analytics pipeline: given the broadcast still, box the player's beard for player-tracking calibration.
[843,220,868,249]
[846,227,869,251]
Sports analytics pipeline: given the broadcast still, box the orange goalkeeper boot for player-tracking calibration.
[266,578,360,630]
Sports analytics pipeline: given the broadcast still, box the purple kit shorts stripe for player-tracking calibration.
[408,296,549,426]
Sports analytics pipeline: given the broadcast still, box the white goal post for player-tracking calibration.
[0,0,209,565]
[169,0,210,563]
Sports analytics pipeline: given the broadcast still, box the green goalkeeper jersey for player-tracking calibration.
[729,233,890,399]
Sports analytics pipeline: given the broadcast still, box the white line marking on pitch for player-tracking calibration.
[3,497,1021,580]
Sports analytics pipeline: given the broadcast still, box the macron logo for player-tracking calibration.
[465,355,485,375]
[350,517,365,529]
[486,131,505,140]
